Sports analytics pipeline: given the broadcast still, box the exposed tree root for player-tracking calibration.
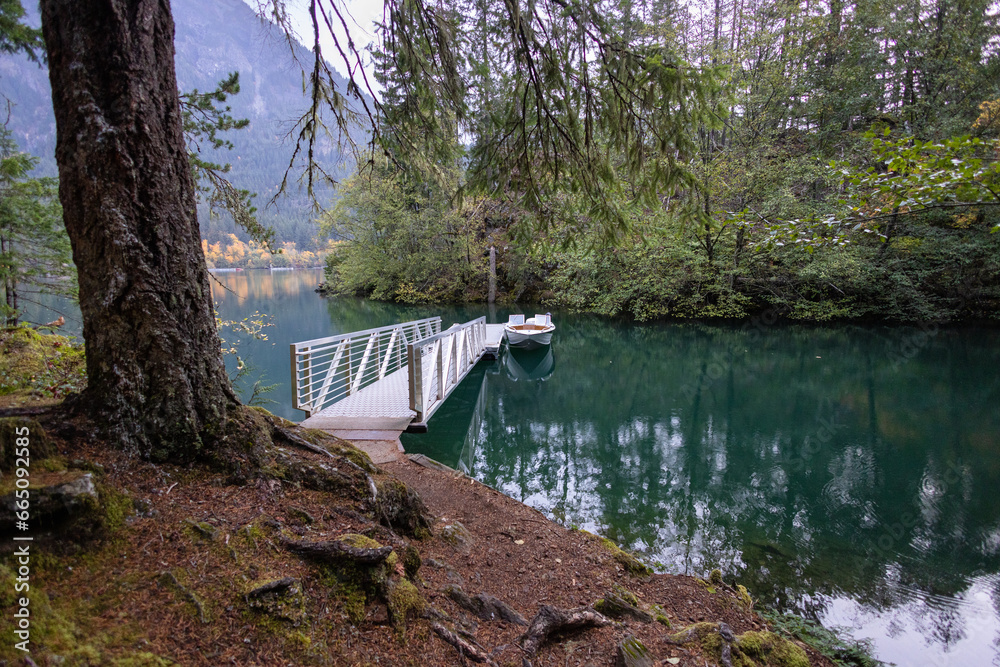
[594,588,654,623]
[374,477,434,539]
[445,584,528,625]
[157,571,209,624]
[274,424,342,460]
[245,577,298,600]
[520,605,610,656]
[431,622,498,666]
[210,407,433,538]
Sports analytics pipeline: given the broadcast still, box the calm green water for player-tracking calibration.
[24,271,1000,666]
[407,317,1000,667]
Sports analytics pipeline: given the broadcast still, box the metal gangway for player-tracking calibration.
[291,318,503,447]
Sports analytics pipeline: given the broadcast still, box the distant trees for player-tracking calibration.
[0,2,70,328]
[0,128,71,327]
[257,0,727,242]
[201,236,332,269]
[313,0,999,321]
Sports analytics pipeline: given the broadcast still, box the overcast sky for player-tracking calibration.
[240,0,385,85]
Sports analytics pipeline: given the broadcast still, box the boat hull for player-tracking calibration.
[504,327,553,349]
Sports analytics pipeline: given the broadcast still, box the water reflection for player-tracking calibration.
[404,318,1000,666]
[503,346,555,383]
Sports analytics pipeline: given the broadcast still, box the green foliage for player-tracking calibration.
[262,0,1000,324]
[320,156,488,303]
[834,132,1000,233]
[0,128,73,327]
[261,0,726,241]
[537,185,1000,323]
[232,359,280,408]
[462,0,727,241]
[0,0,42,63]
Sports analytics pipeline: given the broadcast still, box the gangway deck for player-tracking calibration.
[292,317,502,462]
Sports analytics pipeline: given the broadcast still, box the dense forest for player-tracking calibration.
[322,0,1000,323]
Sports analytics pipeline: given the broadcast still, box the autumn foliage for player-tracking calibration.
[201,234,335,269]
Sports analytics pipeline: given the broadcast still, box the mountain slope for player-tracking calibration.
[0,0,364,248]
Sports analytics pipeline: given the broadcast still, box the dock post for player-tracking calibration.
[488,245,496,304]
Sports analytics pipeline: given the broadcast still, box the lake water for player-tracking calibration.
[24,270,1000,666]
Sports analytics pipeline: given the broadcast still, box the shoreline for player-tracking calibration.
[0,403,854,666]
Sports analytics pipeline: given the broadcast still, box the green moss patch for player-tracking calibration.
[317,534,392,624]
[0,326,86,402]
[296,426,376,472]
[733,631,810,667]
[248,407,377,474]
[401,544,422,581]
[650,603,671,627]
[246,577,306,625]
[0,417,54,471]
[312,533,426,630]
[184,519,220,542]
[0,563,173,665]
[668,622,810,667]
[387,578,425,628]
[761,610,884,667]
[736,584,754,609]
[579,530,652,576]
[375,478,433,539]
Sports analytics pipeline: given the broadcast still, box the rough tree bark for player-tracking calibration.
[40,0,236,460]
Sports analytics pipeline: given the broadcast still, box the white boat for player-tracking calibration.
[504,313,555,350]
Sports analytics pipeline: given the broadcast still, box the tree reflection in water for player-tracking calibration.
[404,315,1000,667]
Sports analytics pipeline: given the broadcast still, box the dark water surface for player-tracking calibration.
[27,270,1000,666]
[407,318,1000,667]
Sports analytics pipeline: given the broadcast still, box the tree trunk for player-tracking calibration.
[40,0,236,461]
[1,236,16,326]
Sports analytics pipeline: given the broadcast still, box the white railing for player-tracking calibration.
[407,317,488,425]
[291,317,442,416]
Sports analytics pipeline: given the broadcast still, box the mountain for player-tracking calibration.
[0,0,366,249]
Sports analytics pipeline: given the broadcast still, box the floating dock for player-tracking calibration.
[293,317,503,463]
